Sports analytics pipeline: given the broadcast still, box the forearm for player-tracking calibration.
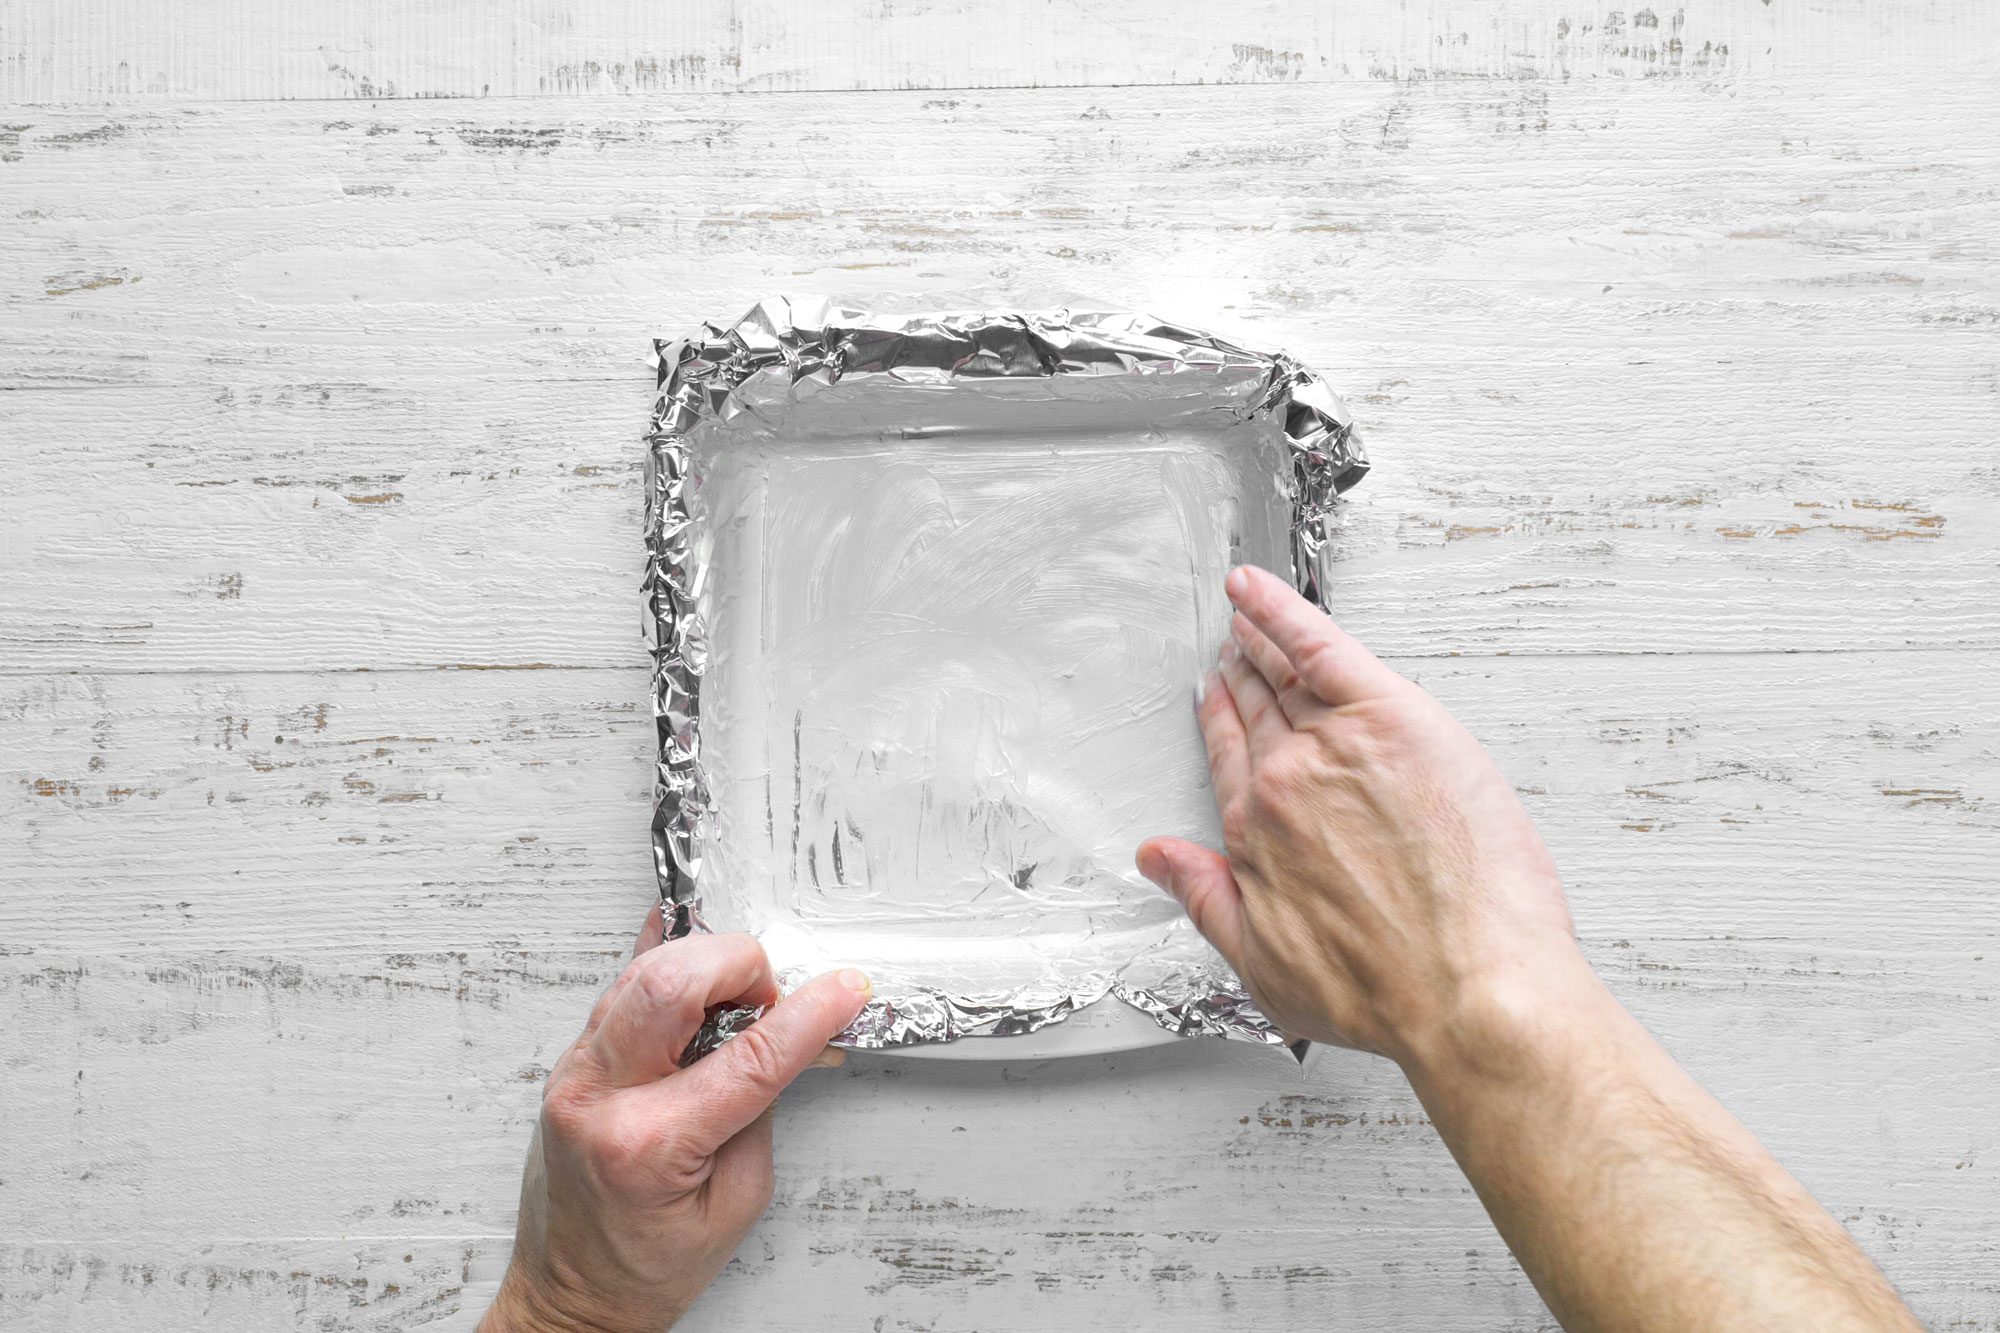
[1151,570,1920,1328]
[1400,950,1920,1333]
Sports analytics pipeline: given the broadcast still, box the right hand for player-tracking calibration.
[1136,565,1585,1065]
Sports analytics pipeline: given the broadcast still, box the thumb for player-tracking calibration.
[668,968,872,1155]
[1136,837,1247,969]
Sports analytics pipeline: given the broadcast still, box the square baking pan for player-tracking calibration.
[643,300,1365,1057]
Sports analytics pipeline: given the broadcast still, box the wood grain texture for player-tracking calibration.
[0,1239,501,1332]
[8,0,1995,103]
[3,81,1997,668]
[5,3,1999,1329]
[4,655,1997,1328]
[7,655,1999,955]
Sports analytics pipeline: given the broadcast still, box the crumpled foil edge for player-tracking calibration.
[644,297,1366,1056]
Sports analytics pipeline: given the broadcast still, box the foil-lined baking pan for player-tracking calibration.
[643,299,1365,1056]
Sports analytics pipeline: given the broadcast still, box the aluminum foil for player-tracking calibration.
[645,298,1366,1056]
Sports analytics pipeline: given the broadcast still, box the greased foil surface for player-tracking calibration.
[644,298,1366,1054]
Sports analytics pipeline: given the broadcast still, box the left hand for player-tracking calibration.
[481,907,872,1332]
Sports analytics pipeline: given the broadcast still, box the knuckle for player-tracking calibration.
[586,1108,687,1187]
[1314,719,1383,771]
[540,1073,597,1142]
[588,1116,654,1173]
[1290,634,1332,677]
[633,955,693,1013]
[1248,782,1290,826]
[714,931,763,957]
[1219,797,1255,849]
[595,952,651,1005]
[686,931,772,991]
[723,1020,791,1095]
[1199,687,1233,729]
[1246,694,1281,729]
[1254,751,1312,807]
[611,950,651,990]
[690,930,753,963]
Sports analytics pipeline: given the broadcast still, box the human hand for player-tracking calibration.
[481,908,872,1333]
[1136,565,1583,1066]
[1137,569,1927,1333]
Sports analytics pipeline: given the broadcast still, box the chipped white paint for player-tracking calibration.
[8,0,1996,103]
[3,85,1998,671]
[2,4,1998,1330]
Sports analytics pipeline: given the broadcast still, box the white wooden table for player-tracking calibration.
[4,4,1997,1328]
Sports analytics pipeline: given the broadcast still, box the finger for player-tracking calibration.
[702,1107,777,1230]
[1231,612,1324,726]
[808,1045,847,1069]
[667,968,872,1155]
[633,901,666,959]
[1225,565,1405,706]
[579,902,672,1039]
[1220,637,1290,755]
[1135,836,1247,968]
[1197,670,1251,807]
[590,934,779,1087]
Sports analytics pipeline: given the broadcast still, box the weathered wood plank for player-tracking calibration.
[5,17,1999,1332]
[0,1237,498,1332]
[3,84,1996,666]
[3,364,1995,669]
[6,86,1996,392]
[3,569,1996,1320]
[9,0,1989,104]
[5,932,1996,1235]
[2,927,1994,1330]
[6,652,1994,953]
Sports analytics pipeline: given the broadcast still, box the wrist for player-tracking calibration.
[483,1261,680,1333]
[1391,941,1615,1097]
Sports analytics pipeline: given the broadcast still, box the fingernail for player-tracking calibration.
[1218,639,1239,666]
[1225,567,1249,601]
[809,1046,847,1069]
[837,968,873,996]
